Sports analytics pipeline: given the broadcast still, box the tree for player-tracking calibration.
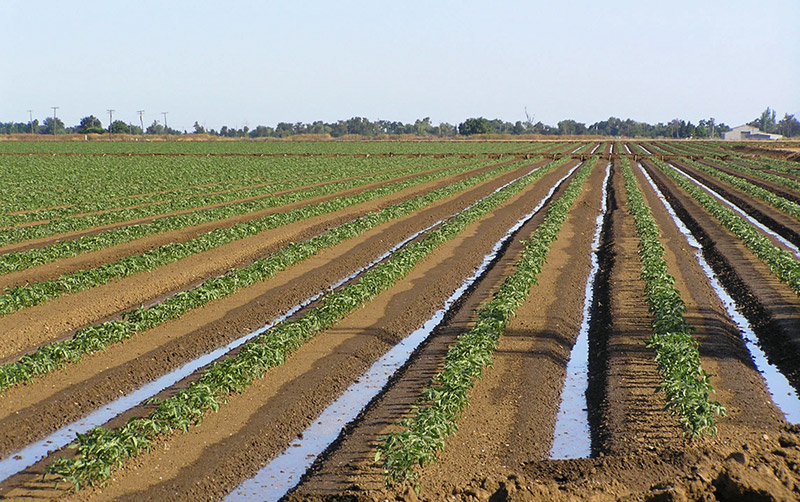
[146,120,164,135]
[275,122,294,138]
[778,114,800,137]
[76,115,104,134]
[557,119,586,136]
[437,122,456,137]
[192,121,206,134]
[109,120,129,134]
[413,117,433,136]
[41,117,66,135]
[758,107,778,133]
[458,117,493,135]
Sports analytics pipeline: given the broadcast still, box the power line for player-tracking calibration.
[161,111,168,134]
[137,110,145,134]
[27,110,33,134]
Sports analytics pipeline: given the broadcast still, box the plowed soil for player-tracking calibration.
[0,160,515,361]
[2,145,800,502]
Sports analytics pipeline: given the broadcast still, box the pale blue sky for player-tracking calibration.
[2,0,798,131]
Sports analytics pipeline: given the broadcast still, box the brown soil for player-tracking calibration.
[286,160,800,501]
[0,159,553,456]
[699,159,800,203]
[641,159,800,392]
[671,159,800,251]
[0,160,580,501]
[2,145,800,502]
[0,161,515,361]
[0,161,457,257]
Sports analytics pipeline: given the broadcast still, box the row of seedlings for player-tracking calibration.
[376,157,598,487]
[44,156,574,489]
[0,160,542,390]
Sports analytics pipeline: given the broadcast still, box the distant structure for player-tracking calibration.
[722,125,783,141]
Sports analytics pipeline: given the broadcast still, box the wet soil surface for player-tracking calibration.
[3,150,800,502]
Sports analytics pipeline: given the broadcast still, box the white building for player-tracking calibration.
[722,125,784,141]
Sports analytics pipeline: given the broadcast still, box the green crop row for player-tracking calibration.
[0,159,538,391]
[1,155,389,216]
[623,158,725,437]
[733,156,800,179]
[0,140,551,156]
[676,157,800,223]
[708,157,800,194]
[651,158,800,297]
[375,157,597,488]
[627,143,647,155]
[2,174,296,227]
[0,160,499,316]
[0,159,487,275]
[0,157,458,246]
[44,157,570,489]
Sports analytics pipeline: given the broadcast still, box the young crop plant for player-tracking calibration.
[0,159,492,275]
[376,157,598,488]
[712,157,800,194]
[0,160,504,316]
[0,160,536,391]
[622,157,725,437]
[0,156,458,248]
[44,156,570,489]
[651,158,800,298]
[676,157,800,223]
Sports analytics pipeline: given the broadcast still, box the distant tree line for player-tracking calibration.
[2,108,799,138]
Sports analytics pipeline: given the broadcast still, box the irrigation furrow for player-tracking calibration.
[0,159,443,249]
[225,161,587,502]
[0,161,499,320]
[668,163,800,257]
[550,162,612,459]
[0,158,576,490]
[637,162,800,423]
[0,160,535,390]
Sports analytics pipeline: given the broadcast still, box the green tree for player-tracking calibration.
[146,120,164,135]
[458,117,493,135]
[778,114,800,137]
[109,120,129,134]
[758,107,778,133]
[76,115,104,134]
[41,117,66,135]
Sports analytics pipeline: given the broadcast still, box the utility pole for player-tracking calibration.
[27,110,33,134]
[137,110,145,134]
[51,106,59,136]
[107,109,115,140]
[161,112,168,135]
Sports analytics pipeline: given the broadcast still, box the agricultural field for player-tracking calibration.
[1,139,800,501]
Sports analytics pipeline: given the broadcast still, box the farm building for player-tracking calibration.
[722,124,784,140]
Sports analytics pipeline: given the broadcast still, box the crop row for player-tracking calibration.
[1,155,371,214]
[0,157,458,246]
[375,157,598,487]
[44,156,572,489]
[650,158,800,297]
[2,175,304,228]
[700,157,800,194]
[0,159,489,275]
[0,159,541,391]
[733,156,800,181]
[0,159,507,316]
[623,158,725,437]
[675,157,800,223]
[0,140,555,157]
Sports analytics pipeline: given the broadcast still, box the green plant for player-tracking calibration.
[376,158,598,487]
